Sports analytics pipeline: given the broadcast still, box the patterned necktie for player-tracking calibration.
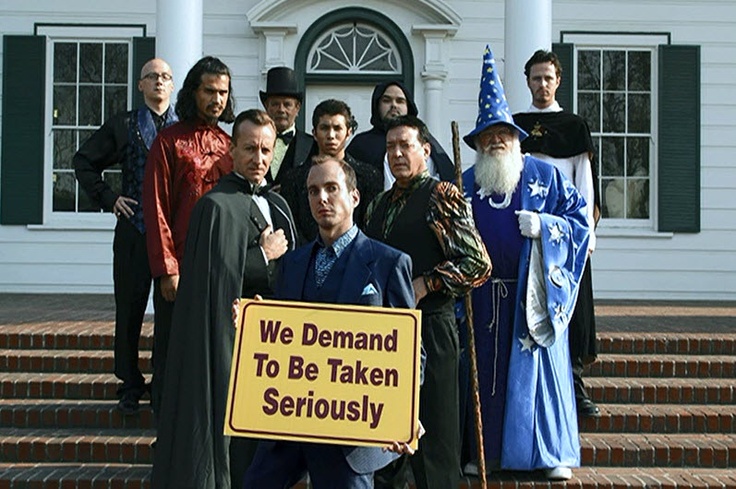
[314,246,337,288]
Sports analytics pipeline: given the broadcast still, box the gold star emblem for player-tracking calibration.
[531,121,544,138]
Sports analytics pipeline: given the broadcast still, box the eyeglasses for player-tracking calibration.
[141,72,173,82]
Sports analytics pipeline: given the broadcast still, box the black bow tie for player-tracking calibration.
[277,131,295,145]
[246,183,271,196]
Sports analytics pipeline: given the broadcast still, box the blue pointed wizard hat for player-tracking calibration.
[464,45,529,150]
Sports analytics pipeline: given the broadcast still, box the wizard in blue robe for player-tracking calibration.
[462,46,590,478]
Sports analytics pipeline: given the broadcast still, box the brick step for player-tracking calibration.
[0,373,120,400]
[43,403,701,439]
[1,466,735,489]
[0,428,154,464]
[0,323,153,351]
[586,353,735,378]
[580,433,736,468]
[597,332,736,355]
[586,377,735,404]
[579,403,736,434]
[0,399,153,430]
[0,463,152,488]
[0,349,152,374]
[465,467,736,488]
[4,373,733,404]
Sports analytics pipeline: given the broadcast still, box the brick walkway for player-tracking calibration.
[2,293,734,331]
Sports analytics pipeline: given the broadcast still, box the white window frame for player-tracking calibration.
[307,22,402,75]
[562,32,667,233]
[36,25,143,230]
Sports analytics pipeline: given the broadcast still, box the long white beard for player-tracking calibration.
[474,139,524,195]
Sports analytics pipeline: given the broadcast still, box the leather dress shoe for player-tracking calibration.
[116,391,141,415]
[577,398,600,417]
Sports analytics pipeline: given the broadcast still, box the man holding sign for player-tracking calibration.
[243,156,415,488]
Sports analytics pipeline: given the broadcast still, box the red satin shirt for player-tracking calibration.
[143,118,233,278]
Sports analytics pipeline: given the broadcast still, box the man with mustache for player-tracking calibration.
[259,66,314,186]
[461,46,589,481]
[365,115,491,489]
[513,49,601,419]
[143,56,235,418]
[74,58,177,416]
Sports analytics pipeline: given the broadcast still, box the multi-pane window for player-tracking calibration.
[308,22,401,75]
[51,40,130,213]
[577,48,653,221]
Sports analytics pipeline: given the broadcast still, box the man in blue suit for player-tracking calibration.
[242,156,417,488]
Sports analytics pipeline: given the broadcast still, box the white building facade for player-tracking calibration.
[1,0,734,300]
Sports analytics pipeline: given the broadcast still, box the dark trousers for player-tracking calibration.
[568,259,597,401]
[151,277,174,418]
[375,305,461,489]
[243,442,372,489]
[112,219,151,397]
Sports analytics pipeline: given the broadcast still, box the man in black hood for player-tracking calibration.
[347,81,454,190]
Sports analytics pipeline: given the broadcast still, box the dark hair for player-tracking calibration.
[384,114,430,145]
[310,155,358,192]
[524,49,563,79]
[175,56,236,123]
[231,109,276,144]
[311,99,358,132]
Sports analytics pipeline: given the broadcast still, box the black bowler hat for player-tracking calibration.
[259,67,303,105]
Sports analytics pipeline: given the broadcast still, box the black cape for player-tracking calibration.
[514,110,600,211]
[347,80,454,183]
[151,173,295,489]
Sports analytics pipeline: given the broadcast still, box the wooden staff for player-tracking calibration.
[451,121,487,488]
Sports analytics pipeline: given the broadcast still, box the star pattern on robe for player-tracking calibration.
[548,222,565,244]
[528,178,548,199]
[554,303,566,320]
[519,334,536,353]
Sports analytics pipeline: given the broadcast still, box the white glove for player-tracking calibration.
[515,210,541,238]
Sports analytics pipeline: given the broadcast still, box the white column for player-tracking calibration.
[156,0,203,92]
[504,0,551,112]
[250,23,298,74]
[412,25,457,146]
[423,75,446,139]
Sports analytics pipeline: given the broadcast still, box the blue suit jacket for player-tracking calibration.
[270,229,415,475]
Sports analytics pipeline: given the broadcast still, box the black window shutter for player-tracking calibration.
[552,42,574,111]
[1,35,45,225]
[658,44,700,232]
[132,37,156,109]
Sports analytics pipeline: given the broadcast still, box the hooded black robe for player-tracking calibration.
[347,81,455,185]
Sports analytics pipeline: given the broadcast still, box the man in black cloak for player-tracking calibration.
[151,109,296,489]
[347,81,455,190]
[513,49,601,418]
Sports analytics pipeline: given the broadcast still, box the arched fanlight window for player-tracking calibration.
[307,22,401,75]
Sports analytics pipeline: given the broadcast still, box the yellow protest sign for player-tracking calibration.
[225,299,422,450]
